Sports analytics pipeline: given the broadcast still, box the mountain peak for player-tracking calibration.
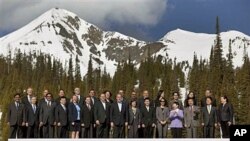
[1,8,250,77]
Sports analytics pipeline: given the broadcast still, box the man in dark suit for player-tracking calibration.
[25,96,39,138]
[38,89,49,138]
[55,89,70,107]
[94,93,111,138]
[137,90,153,138]
[87,89,98,106]
[129,91,137,103]
[39,93,57,138]
[38,89,49,107]
[110,94,128,138]
[22,87,33,106]
[7,93,26,138]
[200,89,217,107]
[201,96,218,138]
[141,98,156,138]
[55,96,68,138]
[74,87,84,106]
[21,87,34,138]
[218,96,234,138]
[137,90,153,110]
[81,96,94,138]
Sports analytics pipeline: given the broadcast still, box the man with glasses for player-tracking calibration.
[39,93,56,138]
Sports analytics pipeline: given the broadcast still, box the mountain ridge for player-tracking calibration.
[1,8,250,76]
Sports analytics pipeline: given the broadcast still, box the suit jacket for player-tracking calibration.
[39,101,56,125]
[68,102,81,122]
[25,103,39,126]
[55,104,68,126]
[137,97,154,110]
[200,97,217,107]
[184,106,200,127]
[106,98,114,104]
[218,103,234,123]
[7,102,25,126]
[110,101,128,126]
[141,106,156,127]
[128,108,141,125]
[156,107,169,123]
[81,104,94,128]
[22,95,31,106]
[76,95,84,106]
[55,96,70,107]
[94,101,111,124]
[201,105,217,126]
[89,96,98,106]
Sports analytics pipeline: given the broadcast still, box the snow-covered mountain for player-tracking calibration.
[155,29,250,67]
[0,8,250,76]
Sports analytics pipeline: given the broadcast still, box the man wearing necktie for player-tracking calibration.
[184,98,200,138]
[74,87,84,107]
[22,87,33,106]
[25,96,39,138]
[141,98,156,138]
[94,93,111,138]
[22,87,34,137]
[81,96,94,138]
[110,94,128,138]
[218,96,234,138]
[201,97,217,138]
[39,93,56,138]
[7,93,26,138]
[55,96,68,138]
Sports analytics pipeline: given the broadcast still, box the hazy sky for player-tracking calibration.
[0,0,249,41]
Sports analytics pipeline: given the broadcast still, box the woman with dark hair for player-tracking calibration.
[128,100,141,138]
[168,92,183,110]
[104,90,113,103]
[155,90,166,107]
[184,91,198,107]
[218,95,234,138]
[156,98,169,138]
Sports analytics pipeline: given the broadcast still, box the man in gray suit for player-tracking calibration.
[184,98,200,138]
[39,93,57,138]
[7,93,26,138]
[201,97,217,138]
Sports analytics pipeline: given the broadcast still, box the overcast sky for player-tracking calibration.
[0,0,249,41]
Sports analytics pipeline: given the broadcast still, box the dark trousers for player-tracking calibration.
[39,126,43,138]
[171,128,182,138]
[27,125,38,138]
[143,126,153,138]
[43,124,54,138]
[203,126,214,138]
[96,123,109,138]
[221,121,229,138]
[9,125,23,138]
[113,125,125,138]
[128,123,139,138]
[81,125,93,138]
[57,126,67,138]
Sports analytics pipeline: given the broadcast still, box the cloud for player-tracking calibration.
[0,0,167,33]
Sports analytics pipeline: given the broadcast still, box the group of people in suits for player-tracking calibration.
[7,87,234,138]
